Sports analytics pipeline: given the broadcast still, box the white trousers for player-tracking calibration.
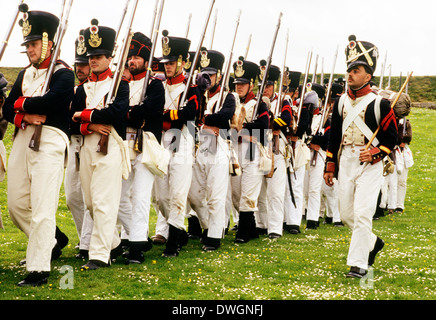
[118,152,155,242]
[188,135,229,239]
[305,151,325,222]
[380,168,398,210]
[154,127,194,230]
[232,141,264,213]
[321,178,341,223]
[64,135,90,239]
[80,131,123,263]
[284,164,306,226]
[265,153,286,235]
[396,166,409,210]
[8,125,67,272]
[338,145,382,270]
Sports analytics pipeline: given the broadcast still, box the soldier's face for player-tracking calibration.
[89,55,112,74]
[164,60,184,78]
[235,83,251,98]
[262,84,275,99]
[347,65,372,89]
[128,55,146,75]
[75,63,90,82]
[25,39,53,65]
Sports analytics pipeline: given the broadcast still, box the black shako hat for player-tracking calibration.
[74,29,88,64]
[308,82,326,100]
[288,71,302,90]
[18,5,59,46]
[160,30,191,63]
[128,32,152,62]
[83,19,116,57]
[233,56,258,85]
[345,34,378,74]
[258,60,280,87]
[199,48,225,75]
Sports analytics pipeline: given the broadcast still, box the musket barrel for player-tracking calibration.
[0,0,25,62]
[252,12,283,121]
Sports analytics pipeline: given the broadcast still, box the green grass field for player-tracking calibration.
[0,107,435,303]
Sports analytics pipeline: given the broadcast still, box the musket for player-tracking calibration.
[208,9,218,49]
[149,0,159,38]
[312,54,318,84]
[179,0,215,109]
[276,29,289,118]
[28,0,74,151]
[111,0,130,69]
[387,64,392,90]
[272,29,289,155]
[405,72,409,94]
[320,57,324,85]
[310,45,338,167]
[0,0,25,62]
[252,12,283,122]
[97,0,139,155]
[215,9,241,111]
[185,13,192,38]
[244,34,252,60]
[134,0,165,152]
[379,51,387,89]
[294,49,313,131]
[361,71,413,163]
[217,10,242,176]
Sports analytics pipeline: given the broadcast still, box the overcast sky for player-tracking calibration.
[0,0,434,79]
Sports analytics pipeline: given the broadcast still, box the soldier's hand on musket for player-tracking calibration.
[23,114,46,125]
[309,143,320,151]
[324,172,334,187]
[72,111,82,122]
[359,148,373,163]
[88,123,111,136]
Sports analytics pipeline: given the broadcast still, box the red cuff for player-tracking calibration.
[369,147,383,164]
[14,113,26,128]
[80,123,93,135]
[14,97,27,112]
[325,161,336,173]
[81,109,93,122]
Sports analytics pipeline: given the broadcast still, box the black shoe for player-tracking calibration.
[368,237,385,266]
[18,271,50,287]
[51,243,62,261]
[323,217,333,225]
[75,250,89,260]
[346,266,367,278]
[256,227,267,235]
[286,225,301,234]
[306,220,318,230]
[395,208,403,213]
[163,225,183,257]
[268,233,281,239]
[235,212,251,243]
[110,243,124,262]
[187,216,202,239]
[202,237,220,251]
[334,221,344,227]
[55,226,69,249]
[80,260,109,271]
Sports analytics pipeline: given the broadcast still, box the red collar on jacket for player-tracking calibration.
[241,91,256,103]
[36,56,52,69]
[166,73,185,85]
[89,68,113,82]
[132,70,147,81]
[347,83,372,100]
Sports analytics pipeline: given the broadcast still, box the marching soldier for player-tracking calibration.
[188,48,237,251]
[324,35,398,278]
[304,83,328,230]
[320,83,343,226]
[65,30,92,259]
[3,9,75,286]
[117,32,165,264]
[71,20,130,270]
[154,30,202,257]
[257,63,292,239]
[230,57,270,244]
[283,83,312,234]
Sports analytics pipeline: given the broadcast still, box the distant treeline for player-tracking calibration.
[1,66,435,103]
